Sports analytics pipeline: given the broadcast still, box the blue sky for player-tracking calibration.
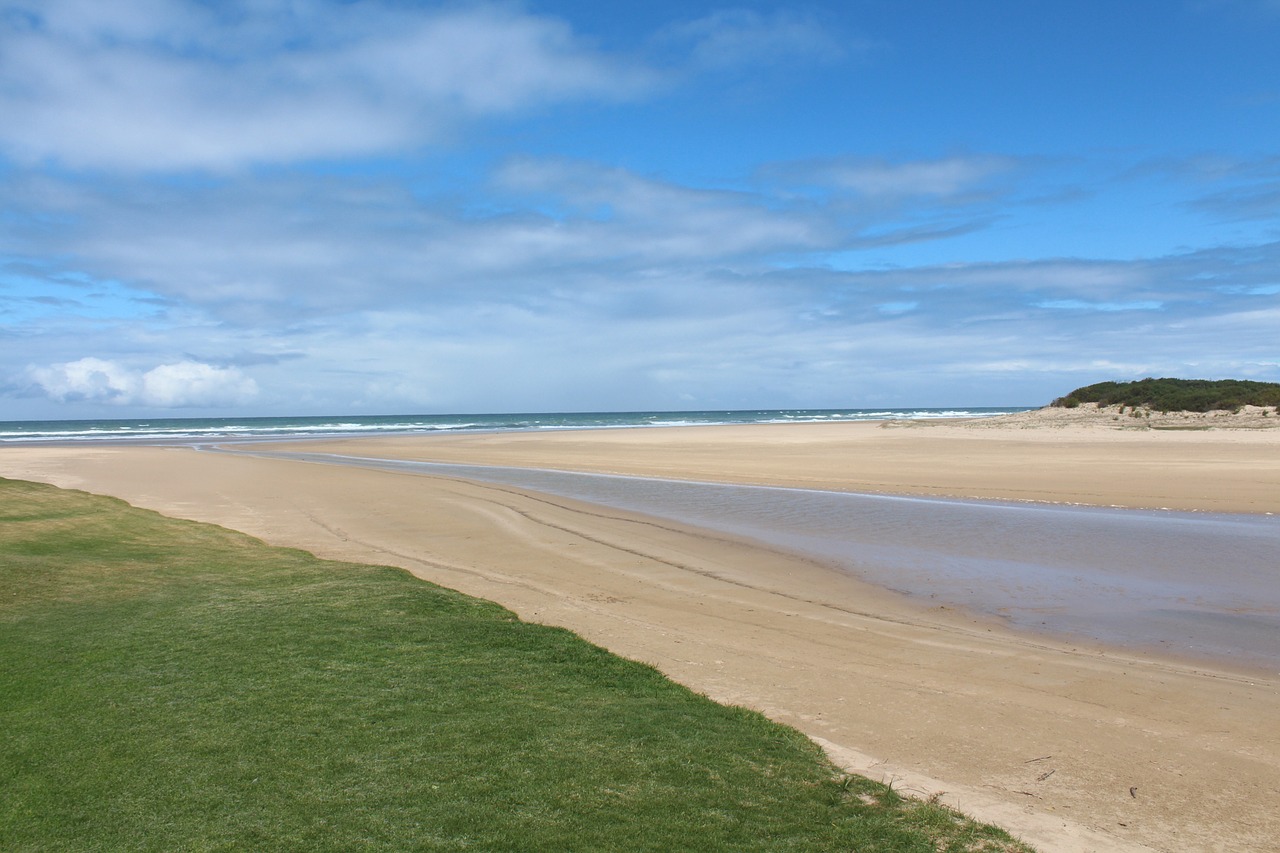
[2,0,1278,418]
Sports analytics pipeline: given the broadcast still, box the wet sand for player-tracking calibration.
[4,415,1279,852]
[282,413,1280,514]
[245,450,1280,671]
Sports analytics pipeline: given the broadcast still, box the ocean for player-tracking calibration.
[0,407,1028,444]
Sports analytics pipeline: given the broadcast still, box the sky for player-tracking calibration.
[2,0,1279,419]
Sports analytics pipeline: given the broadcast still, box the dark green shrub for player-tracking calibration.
[1049,378,1280,413]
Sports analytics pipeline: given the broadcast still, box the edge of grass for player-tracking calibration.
[1,476,1033,852]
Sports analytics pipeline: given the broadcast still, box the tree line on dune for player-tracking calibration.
[1051,378,1280,413]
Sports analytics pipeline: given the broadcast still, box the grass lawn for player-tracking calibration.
[0,477,1032,852]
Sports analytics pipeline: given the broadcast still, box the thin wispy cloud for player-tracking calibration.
[655,9,850,70]
[791,156,1021,199]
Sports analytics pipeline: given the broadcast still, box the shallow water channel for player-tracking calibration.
[262,451,1280,672]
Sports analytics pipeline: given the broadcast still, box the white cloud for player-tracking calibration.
[798,155,1020,198]
[0,0,652,171]
[4,141,1278,416]
[494,158,835,260]
[3,162,847,321]
[139,361,259,407]
[657,9,848,70]
[29,357,258,407]
[27,357,139,404]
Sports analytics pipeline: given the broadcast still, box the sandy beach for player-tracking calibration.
[4,412,1279,852]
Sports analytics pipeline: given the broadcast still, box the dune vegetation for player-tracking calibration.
[1051,377,1280,413]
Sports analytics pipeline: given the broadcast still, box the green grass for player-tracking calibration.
[0,477,1032,852]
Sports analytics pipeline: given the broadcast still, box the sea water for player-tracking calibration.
[0,408,1025,444]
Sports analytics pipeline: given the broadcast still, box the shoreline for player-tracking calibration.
[4,417,1279,852]
[261,413,1280,515]
[244,446,1280,675]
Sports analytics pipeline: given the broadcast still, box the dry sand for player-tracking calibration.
[269,405,1280,514]
[3,409,1279,852]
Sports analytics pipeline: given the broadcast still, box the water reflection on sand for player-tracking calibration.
[266,451,1280,671]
